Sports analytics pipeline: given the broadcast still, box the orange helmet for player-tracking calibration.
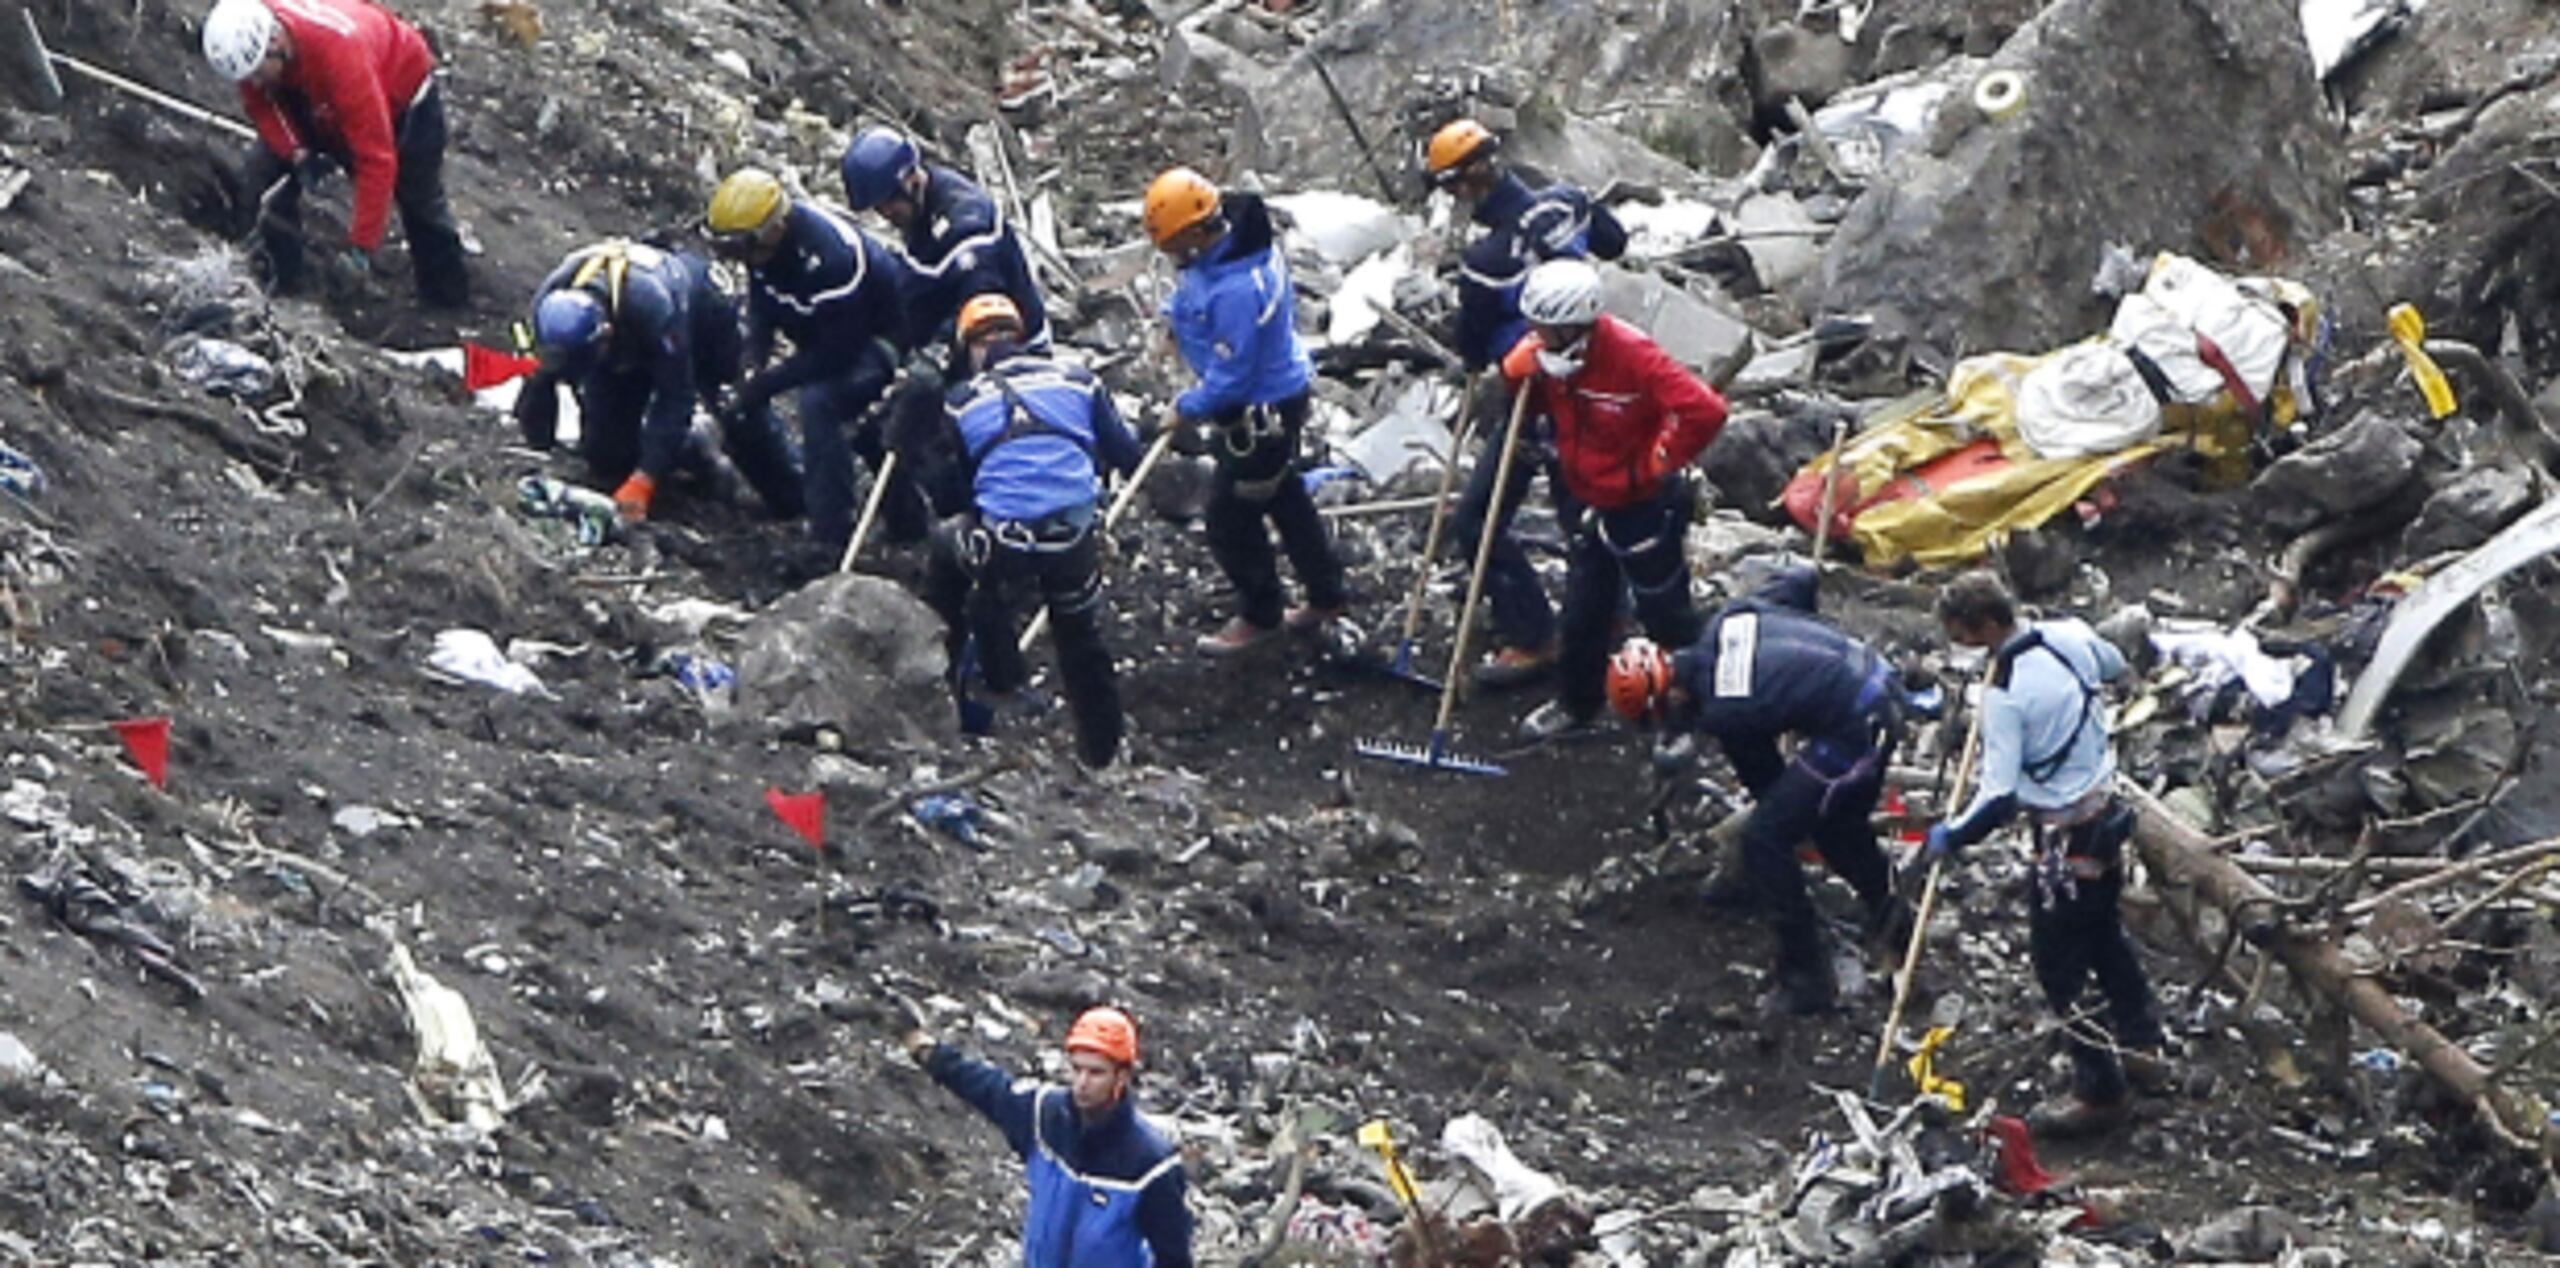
[957,293,1024,344]
[1143,167,1221,248]
[1606,638,1673,723]
[1064,1006,1140,1067]
[1425,118,1499,183]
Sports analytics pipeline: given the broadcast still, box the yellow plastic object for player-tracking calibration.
[1906,1025,1967,1111]
[2387,303,2456,419]
[1357,1119,1422,1207]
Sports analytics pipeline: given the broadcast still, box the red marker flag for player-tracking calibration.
[462,342,543,392]
[765,788,825,849]
[110,716,171,789]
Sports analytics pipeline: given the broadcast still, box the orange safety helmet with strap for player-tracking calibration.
[1607,638,1673,723]
[958,292,1025,344]
[1143,167,1222,248]
[1065,1005,1141,1067]
[1425,118,1499,183]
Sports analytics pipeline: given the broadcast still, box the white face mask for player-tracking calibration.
[1532,327,1590,378]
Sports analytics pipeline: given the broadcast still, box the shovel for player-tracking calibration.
[1867,701,1983,1100]
[1353,382,1533,777]
[11,10,257,141]
[1372,374,1482,692]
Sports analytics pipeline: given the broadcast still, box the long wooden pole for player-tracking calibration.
[1430,383,1534,736]
[1869,702,1982,1095]
[1390,377,1483,653]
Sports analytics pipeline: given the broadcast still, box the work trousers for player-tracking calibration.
[1740,728,1897,975]
[245,82,466,307]
[1447,378,1556,651]
[779,344,922,552]
[926,511,1123,767]
[1555,480,1704,721]
[1202,393,1346,630]
[2027,798,2166,1103]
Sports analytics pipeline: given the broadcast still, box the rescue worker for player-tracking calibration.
[201,0,468,307]
[904,1005,1194,1266]
[923,294,1140,768]
[1925,571,2168,1137]
[1501,259,1725,740]
[1427,118,1629,688]
[1144,167,1350,655]
[702,169,922,560]
[514,239,803,522]
[840,126,1050,352]
[1607,566,1910,1015]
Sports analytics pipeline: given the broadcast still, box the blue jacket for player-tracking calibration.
[1669,569,1895,797]
[900,165,1050,350]
[925,1046,1193,1267]
[743,201,911,403]
[524,242,729,479]
[1165,192,1312,422]
[1943,618,2124,849]
[946,348,1142,522]
[1455,172,1628,371]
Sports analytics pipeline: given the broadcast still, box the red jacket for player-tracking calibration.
[1501,314,1728,511]
[239,0,435,249]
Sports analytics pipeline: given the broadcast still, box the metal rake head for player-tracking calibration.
[1353,733,1506,777]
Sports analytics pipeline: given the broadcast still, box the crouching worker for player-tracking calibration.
[923,295,1140,767]
[515,240,804,522]
[1607,566,1911,1016]
[904,1005,1194,1266]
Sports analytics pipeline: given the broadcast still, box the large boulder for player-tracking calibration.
[1820,0,2346,357]
[734,575,953,744]
[2249,410,2425,533]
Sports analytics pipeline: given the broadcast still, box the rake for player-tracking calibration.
[1370,373,1482,692]
[1353,382,1533,777]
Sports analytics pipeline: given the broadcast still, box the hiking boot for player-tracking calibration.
[1516,700,1596,742]
[1472,643,1558,690]
[1770,955,1839,1016]
[988,686,1053,723]
[1196,616,1278,657]
[1283,602,1347,632]
[2120,1047,2176,1096]
[2026,1092,2131,1140]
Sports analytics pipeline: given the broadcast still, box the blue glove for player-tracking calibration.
[1923,823,1958,863]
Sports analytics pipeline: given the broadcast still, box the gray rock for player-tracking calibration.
[2184,1204,2316,1260]
[0,1031,42,1087]
[2401,463,2534,557]
[1698,407,1843,525]
[734,575,953,743]
[2250,411,2424,532]
[1599,267,1754,380]
[1749,23,1853,119]
[1821,0,2346,356]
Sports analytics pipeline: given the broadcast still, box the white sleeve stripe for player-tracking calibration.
[901,221,1009,280]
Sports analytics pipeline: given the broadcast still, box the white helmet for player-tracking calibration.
[1519,258,1603,327]
[203,0,279,82]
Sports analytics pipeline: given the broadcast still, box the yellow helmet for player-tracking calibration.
[957,293,1024,344]
[705,168,788,238]
[1143,167,1222,248]
[1425,118,1499,183]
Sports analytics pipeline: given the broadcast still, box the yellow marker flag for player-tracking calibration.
[1906,1025,1967,1111]
[2387,303,2457,420]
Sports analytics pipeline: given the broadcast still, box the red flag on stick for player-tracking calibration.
[110,716,170,789]
[765,788,825,849]
[462,342,542,392]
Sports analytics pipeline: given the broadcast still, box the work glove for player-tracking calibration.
[334,246,374,277]
[900,349,947,396]
[291,150,339,189]
[1649,732,1698,778]
[612,472,656,522]
[1498,332,1544,383]
[1922,823,1959,864]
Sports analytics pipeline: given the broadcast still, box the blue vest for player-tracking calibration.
[1021,1088,1179,1267]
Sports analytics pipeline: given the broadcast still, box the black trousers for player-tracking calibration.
[926,512,1123,768]
[1447,378,1556,651]
[2028,798,2166,1102]
[1202,393,1346,629]
[1556,479,1704,720]
[245,82,466,306]
[1739,730,1896,974]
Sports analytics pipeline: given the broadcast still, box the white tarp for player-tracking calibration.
[2013,253,2294,460]
[2300,0,2416,81]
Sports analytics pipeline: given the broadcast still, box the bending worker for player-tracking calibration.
[905,1006,1194,1266]
[923,294,1141,769]
[1607,565,1910,1015]
[702,169,922,561]
[201,0,468,307]
[515,239,803,523]
[1925,571,2168,1138]
[1501,259,1725,741]
[1144,167,1350,656]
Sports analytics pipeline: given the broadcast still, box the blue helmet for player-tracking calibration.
[841,127,921,210]
[532,289,608,370]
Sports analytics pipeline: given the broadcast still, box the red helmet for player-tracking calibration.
[1606,638,1672,723]
[1064,1006,1140,1067]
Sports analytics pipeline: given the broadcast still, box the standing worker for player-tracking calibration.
[702,168,921,564]
[841,126,1050,353]
[904,1005,1194,1266]
[1606,565,1912,1015]
[1427,118,1629,688]
[923,294,1141,768]
[1923,571,2168,1137]
[1501,259,1725,741]
[514,239,803,523]
[201,0,468,307]
[1144,167,1350,655]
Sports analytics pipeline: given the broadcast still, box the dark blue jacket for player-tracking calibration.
[925,1046,1193,1267]
[946,348,1141,522]
[900,165,1050,350]
[1166,192,1312,422]
[1670,569,1894,796]
[1455,171,1628,371]
[523,242,732,480]
[742,202,911,404]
